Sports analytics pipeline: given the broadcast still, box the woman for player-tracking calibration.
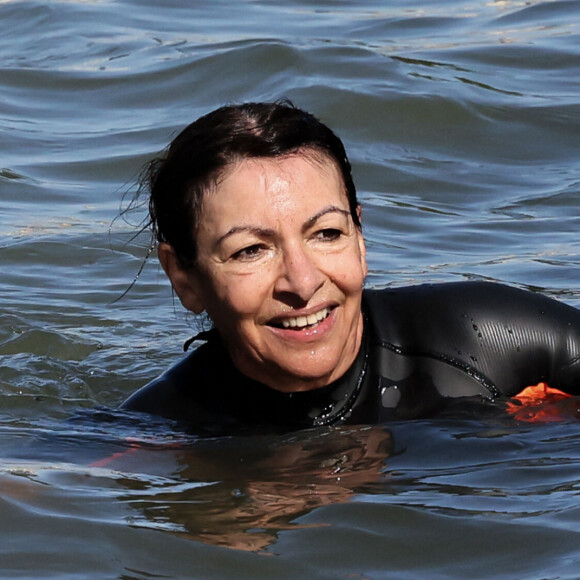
[122,101,580,434]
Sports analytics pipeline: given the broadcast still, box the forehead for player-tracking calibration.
[208,151,347,209]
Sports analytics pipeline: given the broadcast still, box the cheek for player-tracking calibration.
[357,239,368,277]
[208,275,272,321]
[330,250,366,292]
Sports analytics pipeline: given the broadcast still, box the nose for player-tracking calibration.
[274,242,325,304]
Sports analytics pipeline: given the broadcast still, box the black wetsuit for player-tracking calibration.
[121,282,580,434]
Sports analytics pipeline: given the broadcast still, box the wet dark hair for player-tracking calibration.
[141,101,360,267]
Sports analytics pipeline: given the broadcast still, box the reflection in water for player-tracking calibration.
[110,425,394,552]
[3,413,580,577]
[3,401,579,556]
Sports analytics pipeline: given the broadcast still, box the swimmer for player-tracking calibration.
[121,101,580,433]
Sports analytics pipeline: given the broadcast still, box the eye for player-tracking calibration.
[231,244,266,261]
[314,228,342,242]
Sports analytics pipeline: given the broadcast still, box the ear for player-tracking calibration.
[356,205,368,278]
[158,243,206,314]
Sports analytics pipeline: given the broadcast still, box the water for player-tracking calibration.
[1,0,580,577]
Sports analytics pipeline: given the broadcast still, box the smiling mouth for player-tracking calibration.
[270,307,331,330]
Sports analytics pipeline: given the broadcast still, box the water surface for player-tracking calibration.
[1,0,580,577]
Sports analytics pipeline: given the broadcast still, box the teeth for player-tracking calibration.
[281,308,329,329]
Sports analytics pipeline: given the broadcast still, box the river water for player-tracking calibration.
[1,0,580,578]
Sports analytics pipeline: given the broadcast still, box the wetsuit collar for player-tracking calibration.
[185,319,370,431]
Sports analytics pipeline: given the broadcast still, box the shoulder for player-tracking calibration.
[364,281,576,321]
[363,280,580,350]
[120,338,227,423]
[365,280,540,307]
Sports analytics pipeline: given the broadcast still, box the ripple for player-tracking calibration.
[1,0,580,576]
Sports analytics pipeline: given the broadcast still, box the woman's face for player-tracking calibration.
[162,151,367,392]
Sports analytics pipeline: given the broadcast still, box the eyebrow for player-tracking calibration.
[305,205,350,230]
[215,206,351,246]
[216,225,277,246]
